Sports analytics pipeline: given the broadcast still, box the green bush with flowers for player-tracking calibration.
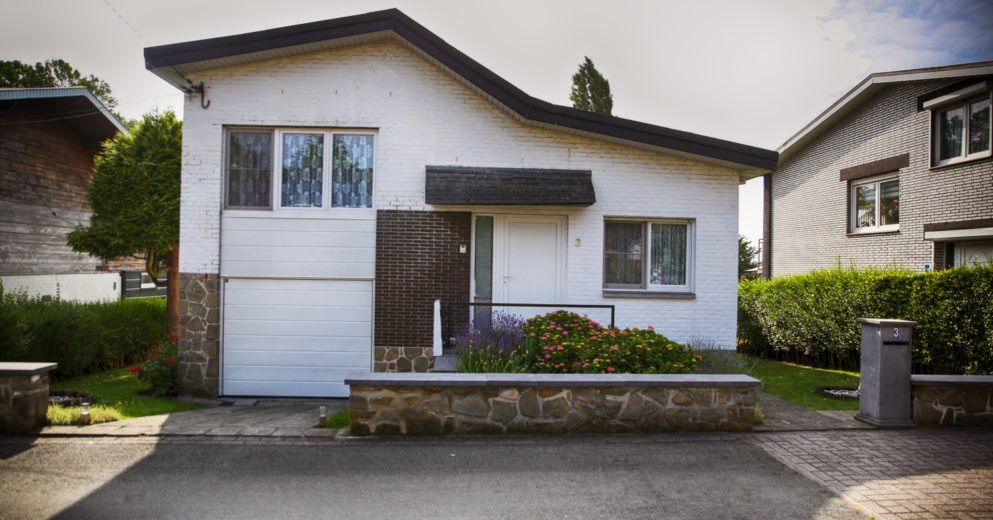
[522,311,699,374]
[129,334,179,396]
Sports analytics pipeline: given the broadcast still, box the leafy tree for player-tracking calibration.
[67,112,181,333]
[0,59,117,111]
[570,56,613,115]
[739,235,759,278]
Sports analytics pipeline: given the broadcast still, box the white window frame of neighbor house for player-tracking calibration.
[223,127,376,212]
[850,173,900,233]
[925,82,992,167]
[602,218,694,293]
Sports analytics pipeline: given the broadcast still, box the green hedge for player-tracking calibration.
[0,291,166,379]
[738,265,993,374]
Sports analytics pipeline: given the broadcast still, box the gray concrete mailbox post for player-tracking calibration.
[856,318,916,428]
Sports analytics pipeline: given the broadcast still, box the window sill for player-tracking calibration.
[222,208,376,219]
[847,227,899,237]
[602,290,695,299]
[930,152,991,170]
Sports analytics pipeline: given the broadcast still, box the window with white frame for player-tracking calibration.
[850,173,899,232]
[927,84,991,167]
[225,128,374,209]
[603,219,692,291]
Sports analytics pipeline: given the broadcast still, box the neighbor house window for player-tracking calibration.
[224,128,374,210]
[603,219,692,291]
[928,86,991,166]
[850,174,899,232]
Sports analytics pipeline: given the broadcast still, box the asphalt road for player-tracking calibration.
[0,435,865,520]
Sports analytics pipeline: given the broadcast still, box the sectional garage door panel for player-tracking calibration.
[222,278,372,398]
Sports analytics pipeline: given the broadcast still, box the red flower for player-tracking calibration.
[166,359,173,364]
[148,355,152,359]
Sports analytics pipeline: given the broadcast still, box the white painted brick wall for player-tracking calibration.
[771,81,993,276]
[180,39,742,347]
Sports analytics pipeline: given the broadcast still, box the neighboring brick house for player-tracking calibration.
[765,61,993,277]
[0,87,131,301]
[144,9,777,398]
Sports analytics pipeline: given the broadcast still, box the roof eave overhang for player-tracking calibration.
[144,9,776,176]
[777,62,993,164]
[0,87,128,144]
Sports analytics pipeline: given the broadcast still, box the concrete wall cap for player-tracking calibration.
[0,362,58,375]
[345,372,760,388]
[856,318,919,327]
[911,374,993,386]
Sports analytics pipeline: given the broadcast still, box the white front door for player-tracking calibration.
[491,215,567,313]
[955,240,993,267]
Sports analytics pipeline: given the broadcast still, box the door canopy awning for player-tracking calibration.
[425,166,595,206]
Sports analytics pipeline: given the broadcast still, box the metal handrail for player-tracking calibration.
[464,302,615,329]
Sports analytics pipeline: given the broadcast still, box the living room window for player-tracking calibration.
[850,174,899,233]
[225,128,374,209]
[926,83,991,167]
[603,219,692,292]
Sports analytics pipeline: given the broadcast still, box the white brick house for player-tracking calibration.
[145,9,776,398]
[765,61,993,277]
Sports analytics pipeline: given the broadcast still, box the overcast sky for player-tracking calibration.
[3,0,991,247]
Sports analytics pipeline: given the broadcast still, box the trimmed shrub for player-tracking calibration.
[0,290,166,379]
[738,265,993,374]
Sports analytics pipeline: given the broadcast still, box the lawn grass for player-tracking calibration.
[743,355,860,411]
[325,410,350,429]
[49,368,204,420]
[47,403,121,425]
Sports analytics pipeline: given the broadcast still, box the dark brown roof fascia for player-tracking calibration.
[144,9,777,171]
[923,219,993,233]
[917,76,993,111]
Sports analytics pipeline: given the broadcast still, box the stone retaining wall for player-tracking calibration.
[912,375,993,427]
[346,373,760,435]
[0,363,57,435]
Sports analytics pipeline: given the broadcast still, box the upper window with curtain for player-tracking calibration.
[226,130,273,208]
[603,219,692,292]
[224,127,374,211]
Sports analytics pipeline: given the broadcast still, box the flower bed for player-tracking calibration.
[456,311,699,375]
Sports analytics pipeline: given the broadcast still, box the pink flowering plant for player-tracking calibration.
[521,311,699,374]
[130,333,180,396]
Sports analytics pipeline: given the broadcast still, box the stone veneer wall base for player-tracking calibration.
[177,273,221,398]
[346,373,760,435]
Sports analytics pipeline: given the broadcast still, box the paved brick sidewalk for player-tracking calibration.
[751,429,993,520]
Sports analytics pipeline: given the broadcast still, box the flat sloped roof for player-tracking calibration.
[144,9,777,177]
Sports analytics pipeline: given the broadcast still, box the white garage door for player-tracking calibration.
[222,278,372,397]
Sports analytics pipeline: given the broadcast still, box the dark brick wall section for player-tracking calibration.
[375,210,471,350]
